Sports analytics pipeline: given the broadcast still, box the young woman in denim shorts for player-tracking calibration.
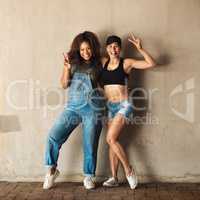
[100,34,156,189]
[43,31,105,190]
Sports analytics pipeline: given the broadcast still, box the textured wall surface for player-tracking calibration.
[0,0,200,182]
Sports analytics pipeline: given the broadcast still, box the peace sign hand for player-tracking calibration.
[128,33,142,50]
[63,52,71,69]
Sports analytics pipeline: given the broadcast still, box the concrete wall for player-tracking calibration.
[0,0,200,182]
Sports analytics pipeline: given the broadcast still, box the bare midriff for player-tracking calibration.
[104,84,128,102]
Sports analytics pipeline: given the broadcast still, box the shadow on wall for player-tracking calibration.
[153,38,171,68]
[122,36,170,181]
[122,69,157,181]
[0,115,21,133]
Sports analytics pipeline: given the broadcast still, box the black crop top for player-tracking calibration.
[100,58,128,86]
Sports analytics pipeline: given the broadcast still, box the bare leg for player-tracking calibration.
[50,166,56,175]
[109,147,119,178]
[107,121,119,178]
[46,166,56,175]
[106,114,134,176]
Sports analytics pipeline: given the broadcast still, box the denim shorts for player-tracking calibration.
[107,100,133,120]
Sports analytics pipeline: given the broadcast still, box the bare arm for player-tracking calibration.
[124,34,156,73]
[60,53,71,89]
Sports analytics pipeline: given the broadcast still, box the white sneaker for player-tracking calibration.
[43,169,60,189]
[103,177,119,187]
[126,169,138,189]
[83,176,95,189]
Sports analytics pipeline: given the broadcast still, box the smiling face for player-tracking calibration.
[106,42,121,59]
[79,41,92,61]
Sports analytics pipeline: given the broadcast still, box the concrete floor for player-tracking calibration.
[0,182,200,200]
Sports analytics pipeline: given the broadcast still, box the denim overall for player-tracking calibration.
[45,65,104,177]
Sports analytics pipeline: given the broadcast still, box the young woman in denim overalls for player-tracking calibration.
[43,31,104,190]
[100,34,156,189]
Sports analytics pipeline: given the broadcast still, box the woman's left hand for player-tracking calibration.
[128,33,142,50]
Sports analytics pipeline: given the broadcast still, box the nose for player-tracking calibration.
[84,49,90,55]
[111,47,117,52]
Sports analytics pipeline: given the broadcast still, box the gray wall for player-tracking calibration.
[0,0,200,182]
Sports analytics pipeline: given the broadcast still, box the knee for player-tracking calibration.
[106,136,116,146]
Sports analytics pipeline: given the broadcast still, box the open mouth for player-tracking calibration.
[110,52,118,56]
[83,55,91,60]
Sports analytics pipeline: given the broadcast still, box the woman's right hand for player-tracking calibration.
[60,53,71,89]
[63,52,71,70]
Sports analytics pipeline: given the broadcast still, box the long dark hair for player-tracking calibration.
[68,31,101,66]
